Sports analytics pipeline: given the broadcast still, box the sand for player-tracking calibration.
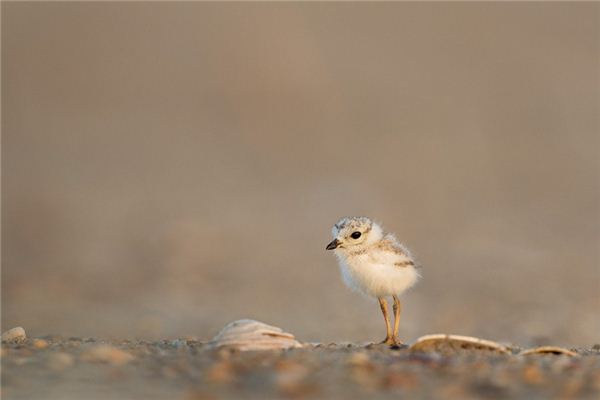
[2,335,599,400]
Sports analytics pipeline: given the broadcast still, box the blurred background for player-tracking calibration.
[2,2,598,347]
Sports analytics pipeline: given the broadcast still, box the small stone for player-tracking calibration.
[275,359,308,376]
[304,342,322,348]
[81,345,134,366]
[347,352,371,367]
[350,363,379,389]
[206,360,234,383]
[347,352,378,389]
[2,327,26,342]
[384,371,419,390]
[47,352,75,371]
[32,339,49,349]
[170,339,187,349]
[275,360,313,397]
[522,364,544,385]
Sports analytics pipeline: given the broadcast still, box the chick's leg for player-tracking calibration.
[378,297,394,345]
[392,295,404,345]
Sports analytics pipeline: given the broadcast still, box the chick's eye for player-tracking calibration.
[350,231,362,239]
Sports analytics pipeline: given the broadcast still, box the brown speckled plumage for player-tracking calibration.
[327,216,421,346]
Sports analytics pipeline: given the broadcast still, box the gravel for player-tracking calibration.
[2,336,599,400]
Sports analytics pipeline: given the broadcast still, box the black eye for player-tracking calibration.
[351,231,361,239]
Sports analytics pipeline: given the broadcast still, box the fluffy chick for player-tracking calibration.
[326,216,420,345]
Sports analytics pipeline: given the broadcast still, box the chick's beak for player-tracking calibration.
[326,238,341,250]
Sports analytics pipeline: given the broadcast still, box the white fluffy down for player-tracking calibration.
[338,254,420,298]
[329,217,420,298]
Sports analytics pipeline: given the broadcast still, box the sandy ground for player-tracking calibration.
[2,335,599,400]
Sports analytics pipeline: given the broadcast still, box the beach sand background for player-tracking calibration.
[2,2,599,348]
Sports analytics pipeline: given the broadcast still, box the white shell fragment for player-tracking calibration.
[209,319,303,351]
[1,327,26,342]
[410,334,510,355]
[519,346,578,357]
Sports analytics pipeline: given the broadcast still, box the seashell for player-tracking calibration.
[1,327,26,342]
[409,334,510,355]
[209,319,303,351]
[519,346,578,357]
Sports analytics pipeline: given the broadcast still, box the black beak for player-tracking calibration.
[326,238,341,250]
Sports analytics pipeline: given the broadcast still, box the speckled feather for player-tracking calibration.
[328,216,420,298]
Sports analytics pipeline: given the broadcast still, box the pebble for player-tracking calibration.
[32,339,49,349]
[170,339,187,349]
[384,371,419,390]
[346,351,371,367]
[304,342,322,348]
[1,334,598,399]
[206,360,234,384]
[47,352,75,371]
[80,345,134,366]
[522,364,544,385]
[275,360,313,397]
[2,327,26,342]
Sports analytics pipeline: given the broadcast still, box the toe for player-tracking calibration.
[393,337,405,345]
[380,337,396,345]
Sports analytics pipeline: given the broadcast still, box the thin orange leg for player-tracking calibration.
[378,297,394,345]
[392,295,404,345]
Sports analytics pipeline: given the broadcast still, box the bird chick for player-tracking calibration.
[326,216,420,346]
